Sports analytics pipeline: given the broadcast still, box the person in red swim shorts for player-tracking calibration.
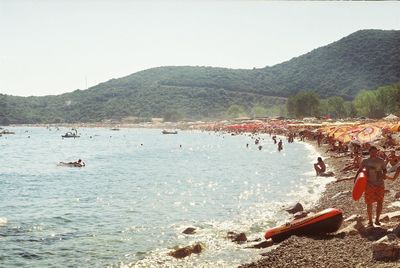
[355,146,386,227]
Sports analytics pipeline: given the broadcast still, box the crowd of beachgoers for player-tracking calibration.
[192,118,400,267]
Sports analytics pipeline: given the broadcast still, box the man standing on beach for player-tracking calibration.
[356,146,386,226]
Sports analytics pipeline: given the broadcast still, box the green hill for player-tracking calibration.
[0,29,399,123]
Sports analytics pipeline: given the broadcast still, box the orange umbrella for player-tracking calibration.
[335,132,355,143]
[390,123,400,133]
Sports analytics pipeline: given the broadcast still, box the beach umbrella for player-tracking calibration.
[335,132,355,143]
[390,123,400,133]
[328,126,351,138]
[355,126,382,143]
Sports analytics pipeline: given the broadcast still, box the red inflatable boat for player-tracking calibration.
[265,208,343,243]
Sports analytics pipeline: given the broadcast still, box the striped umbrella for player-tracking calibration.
[335,132,355,143]
[355,126,382,143]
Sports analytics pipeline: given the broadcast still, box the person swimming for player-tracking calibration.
[278,139,283,152]
[65,159,85,167]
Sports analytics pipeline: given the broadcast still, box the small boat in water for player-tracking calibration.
[0,129,15,135]
[162,130,178,134]
[61,129,80,138]
[264,208,343,243]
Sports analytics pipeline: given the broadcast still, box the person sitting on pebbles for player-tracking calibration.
[355,146,386,227]
[314,157,326,176]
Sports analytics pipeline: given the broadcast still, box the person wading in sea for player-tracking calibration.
[278,139,283,152]
[355,146,386,226]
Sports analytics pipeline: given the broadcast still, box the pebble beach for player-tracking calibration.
[240,138,400,268]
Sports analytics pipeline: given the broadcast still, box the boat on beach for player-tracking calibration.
[264,208,343,243]
[162,130,178,134]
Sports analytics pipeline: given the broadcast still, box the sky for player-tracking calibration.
[0,1,399,97]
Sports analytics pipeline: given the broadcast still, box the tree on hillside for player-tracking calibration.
[375,84,400,115]
[287,91,320,118]
[226,104,247,118]
[0,94,7,116]
[354,90,384,118]
[327,96,346,118]
[251,104,269,118]
[344,101,357,118]
[163,109,185,122]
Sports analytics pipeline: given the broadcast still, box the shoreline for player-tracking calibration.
[240,138,400,268]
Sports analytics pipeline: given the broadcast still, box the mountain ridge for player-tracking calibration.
[1,29,399,123]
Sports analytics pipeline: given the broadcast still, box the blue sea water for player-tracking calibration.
[0,127,333,267]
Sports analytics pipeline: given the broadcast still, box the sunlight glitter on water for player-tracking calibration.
[0,127,332,267]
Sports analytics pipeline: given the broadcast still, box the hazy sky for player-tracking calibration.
[0,1,399,97]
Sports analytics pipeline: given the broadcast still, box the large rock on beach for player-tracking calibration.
[372,235,400,261]
[168,243,203,259]
[285,203,303,214]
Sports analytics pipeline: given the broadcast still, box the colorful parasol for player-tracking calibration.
[335,132,355,143]
[390,123,400,133]
[355,126,382,143]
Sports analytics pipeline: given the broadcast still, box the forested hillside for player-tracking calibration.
[0,29,399,124]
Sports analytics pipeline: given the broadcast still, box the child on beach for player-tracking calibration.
[355,146,386,226]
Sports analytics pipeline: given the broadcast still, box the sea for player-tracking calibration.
[0,127,334,267]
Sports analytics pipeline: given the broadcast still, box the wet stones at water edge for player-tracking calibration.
[182,227,196,235]
[318,171,335,177]
[246,240,274,249]
[168,243,203,259]
[227,231,247,244]
[284,202,304,214]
